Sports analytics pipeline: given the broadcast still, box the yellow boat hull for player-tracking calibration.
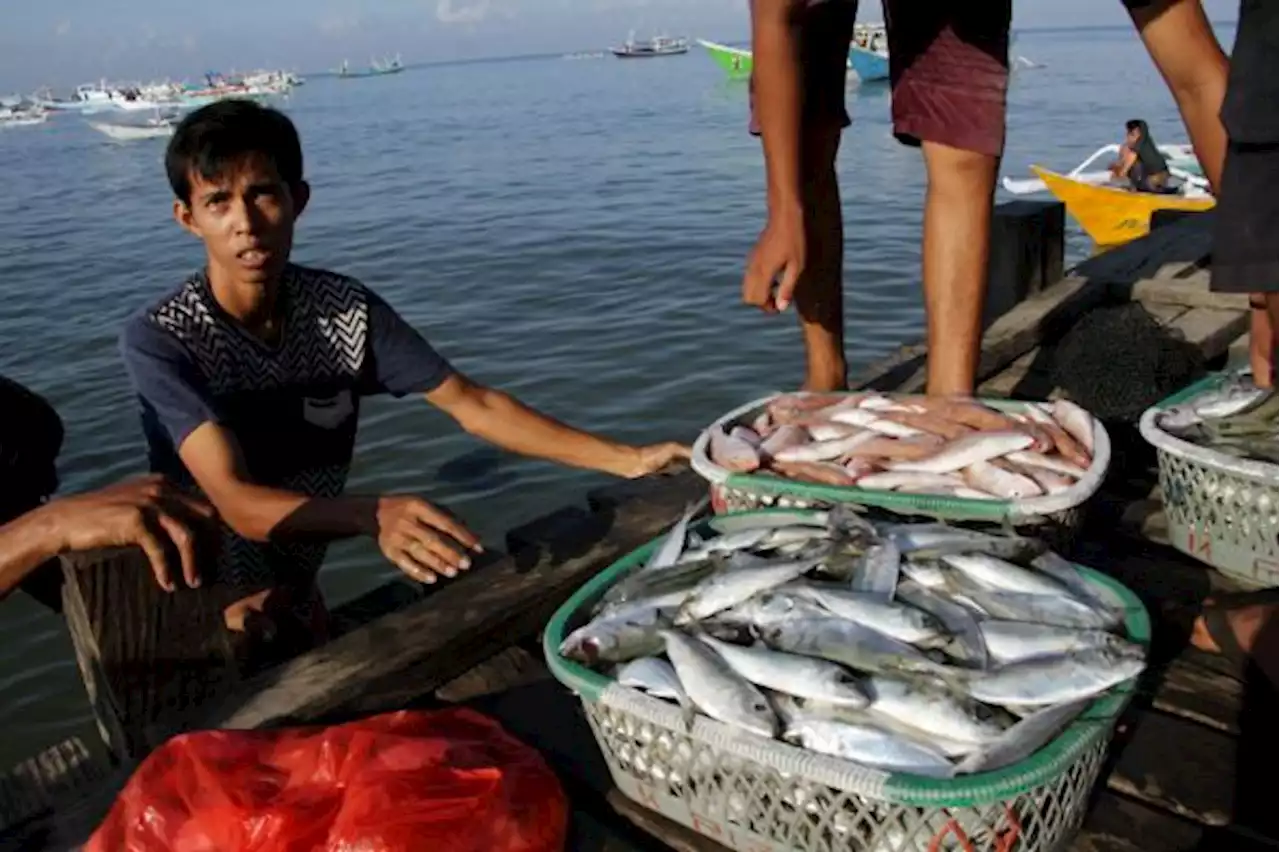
[1030,166,1215,250]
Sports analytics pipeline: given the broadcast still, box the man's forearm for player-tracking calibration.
[0,508,61,600]
[448,388,639,477]
[752,0,804,215]
[215,484,380,544]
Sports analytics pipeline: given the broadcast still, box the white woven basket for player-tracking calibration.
[1138,387,1279,588]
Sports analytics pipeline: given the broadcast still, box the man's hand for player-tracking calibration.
[743,205,806,313]
[615,442,692,479]
[374,495,483,584]
[47,475,216,593]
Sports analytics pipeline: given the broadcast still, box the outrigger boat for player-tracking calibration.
[701,30,1028,85]
[698,27,889,82]
[697,39,753,79]
[1003,144,1214,250]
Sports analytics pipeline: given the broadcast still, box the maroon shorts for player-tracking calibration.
[748,0,1011,159]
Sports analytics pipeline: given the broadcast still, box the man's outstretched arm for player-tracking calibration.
[423,372,689,478]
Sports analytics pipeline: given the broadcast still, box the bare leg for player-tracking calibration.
[1250,293,1280,388]
[1127,5,1272,387]
[794,126,848,392]
[921,141,998,397]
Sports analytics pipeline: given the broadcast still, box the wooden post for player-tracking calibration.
[59,547,243,762]
[984,199,1066,328]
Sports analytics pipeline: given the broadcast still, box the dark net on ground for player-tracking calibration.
[1049,302,1204,423]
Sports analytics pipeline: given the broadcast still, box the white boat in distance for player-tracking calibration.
[88,113,178,142]
[0,104,49,128]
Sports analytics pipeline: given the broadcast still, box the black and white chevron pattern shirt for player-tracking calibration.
[120,264,454,592]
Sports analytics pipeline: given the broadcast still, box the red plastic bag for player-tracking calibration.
[86,708,568,852]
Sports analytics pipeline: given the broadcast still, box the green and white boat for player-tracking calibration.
[697,39,753,79]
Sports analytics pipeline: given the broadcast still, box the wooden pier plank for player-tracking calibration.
[186,468,706,733]
[1167,306,1252,358]
[0,737,108,837]
[1114,271,1252,311]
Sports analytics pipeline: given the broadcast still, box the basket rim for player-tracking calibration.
[1138,371,1279,485]
[689,393,1111,523]
[542,509,1152,807]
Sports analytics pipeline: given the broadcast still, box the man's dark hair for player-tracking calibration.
[1125,119,1144,133]
[165,99,304,204]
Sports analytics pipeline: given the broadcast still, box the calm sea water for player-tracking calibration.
[0,23,1235,765]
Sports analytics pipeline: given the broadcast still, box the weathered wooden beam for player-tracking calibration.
[0,737,108,837]
[1071,213,1215,285]
[1146,656,1245,735]
[59,545,241,762]
[1167,306,1252,360]
[1105,709,1244,829]
[183,468,706,732]
[1116,271,1252,311]
[1075,794,1276,852]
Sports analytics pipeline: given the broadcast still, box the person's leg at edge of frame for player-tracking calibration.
[920,143,998,397]
[794,125,849,392]
[884,0,1010,397]
[1123,1,1275,388]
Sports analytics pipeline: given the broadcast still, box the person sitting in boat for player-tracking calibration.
[0,375,213,605]
[1110,119,1173,193]
[119,99,689,653]
[742,0,1012,397]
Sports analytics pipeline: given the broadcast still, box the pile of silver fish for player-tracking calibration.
[703,392,1100,500]
[1156,372,1278,464]
[559,507,1144,779]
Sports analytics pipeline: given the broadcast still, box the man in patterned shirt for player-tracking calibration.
[120,100,688,646]
[742,0,1011,396]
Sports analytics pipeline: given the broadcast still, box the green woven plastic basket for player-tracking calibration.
[1139,369,1279,588]
[543,510,1150,852]
[691,394,1110,536]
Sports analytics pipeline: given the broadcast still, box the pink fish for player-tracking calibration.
[963,460,1042,499]
[759,424,810,459]
[1050,400,1096,455]
[1016,408,1091,468]
[707,426,761,473]
[770,460,858,487]
[1006,450,1087,480]
[730,425,763,448]
[888,431,1035,474]
[842,434,944,461]
[773,431,876,463]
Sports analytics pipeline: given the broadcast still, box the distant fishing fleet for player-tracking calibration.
[0,69,303,140]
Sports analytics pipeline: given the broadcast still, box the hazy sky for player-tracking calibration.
[1,0,1240,92]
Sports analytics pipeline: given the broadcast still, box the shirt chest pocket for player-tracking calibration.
[302,390,354,430]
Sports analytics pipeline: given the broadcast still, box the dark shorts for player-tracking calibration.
[1212,141,1279,293]
[748,0,1011,159]
[1210,0,1279,294]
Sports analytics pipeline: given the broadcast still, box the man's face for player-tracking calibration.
[174,154,309,286]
